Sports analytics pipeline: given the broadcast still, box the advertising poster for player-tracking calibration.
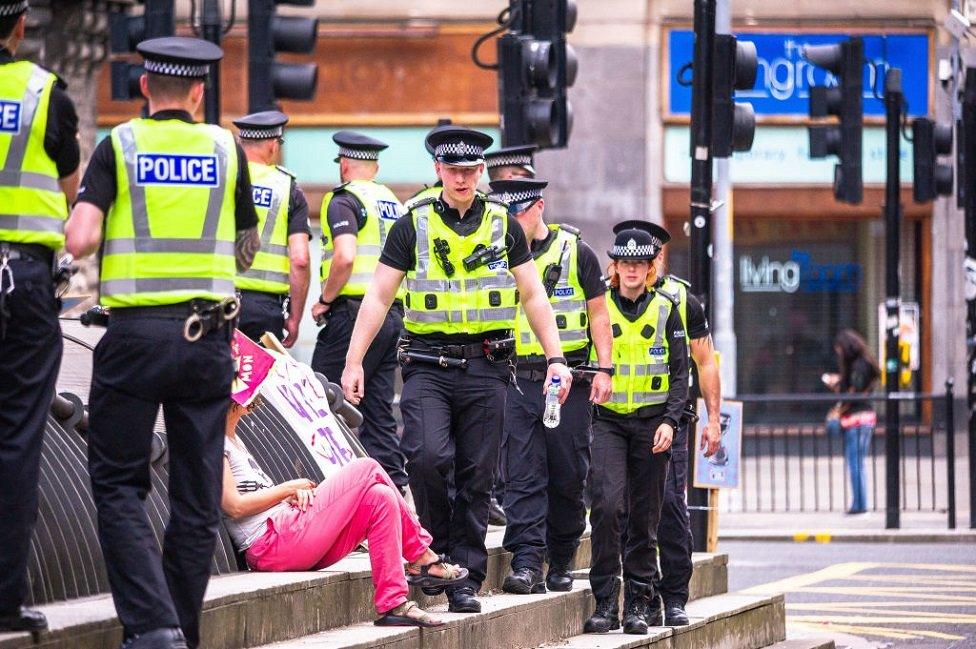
[693,399,743,489]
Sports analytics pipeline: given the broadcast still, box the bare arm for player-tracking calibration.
[281,233,311,348]
[691,334,722,456]
[220,458,311,519]
[64,202,105,258]
[236,227,260,273]
[320,233,356,303]
[585,293,613,404]
[59,169,80,206]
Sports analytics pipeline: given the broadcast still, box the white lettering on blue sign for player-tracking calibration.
[376,200,402,220]
[135,154,219,187]
[553,286,575,297]
[648,346,667,357]
[488,260,509,271]
[252,185,274,209]
[0,100,21,134]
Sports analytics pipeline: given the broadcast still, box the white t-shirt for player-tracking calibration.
[223,436,290,550]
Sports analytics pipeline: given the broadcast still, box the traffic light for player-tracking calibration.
[710,34,757,158]
[802,37,864,205]
[911,118,953,203]
[108,0,174,101]
[247,0,319,113]
[498,0,577,149]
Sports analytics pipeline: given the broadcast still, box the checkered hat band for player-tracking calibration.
[611,243,660,257]
[435,141,484,159]
[486,154,532,169]
[498,189,541,204]
[338,147,379,160]
[0,1,27,16]
[144,59,210,78]
[239,126,283,140]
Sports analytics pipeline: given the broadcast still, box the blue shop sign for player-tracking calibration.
[668,30,930,118]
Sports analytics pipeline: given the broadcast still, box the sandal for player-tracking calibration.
[405,554,469,588]
[374,600,444,627]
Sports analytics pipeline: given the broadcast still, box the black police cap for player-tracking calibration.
[137,36,223,79]
[484,144,537,173]
[424,122,455,156]
[0,1,28,18]
[233,110,289,141]
[332,130,389,163]
[488,178,548,208]
[425,126,493,167]
[608,219,671,261]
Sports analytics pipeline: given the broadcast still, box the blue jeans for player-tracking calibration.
[843,424,873,512]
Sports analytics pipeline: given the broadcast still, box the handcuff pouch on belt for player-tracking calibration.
[183,296,241,342]
[681,402,700,426]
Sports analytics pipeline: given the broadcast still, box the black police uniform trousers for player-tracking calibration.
[236,289,285,343]
[656,419,694,607]
[502,374,591,571]
[588,411,670,602]
[399,355,509,591]
[311,299,408,489]
[0,255,62,613]
[87,314,233,648]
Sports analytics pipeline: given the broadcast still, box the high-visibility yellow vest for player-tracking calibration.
[320,179,403,298]
[100,118,238,308]
[236,162,292,294]
[515,224,588,357]
[403,198,518,336]
[406,184,441,206]
[597,289,675,414]
[0,61,66,250]
[661,275,689,339]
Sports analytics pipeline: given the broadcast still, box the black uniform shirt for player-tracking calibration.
[283,181,311,238]
[0,48,80,178]
[77,110,258,231]
[529,228,607,301]
[380,194,532,344]
[324,189,366,239]
[598,288,689,428]
[685,292,709,340]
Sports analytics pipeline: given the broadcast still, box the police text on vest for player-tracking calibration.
[0,101,22,134]
[135,154,219,187]
[252,186,274,208]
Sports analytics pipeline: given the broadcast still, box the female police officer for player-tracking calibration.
[584,220,688,636]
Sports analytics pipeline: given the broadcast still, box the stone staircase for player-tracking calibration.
[0,529,830,649]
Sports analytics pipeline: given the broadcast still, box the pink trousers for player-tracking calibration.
[245,457,433,613]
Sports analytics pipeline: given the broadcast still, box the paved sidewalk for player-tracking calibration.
[718,510,975,543]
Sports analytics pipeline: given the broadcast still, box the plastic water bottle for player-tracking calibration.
[542,376,561,429]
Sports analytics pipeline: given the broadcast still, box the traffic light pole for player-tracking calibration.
[883,68,903,530]
[962,69,976,530]
[687,0,715,553]
[201,0,222,124]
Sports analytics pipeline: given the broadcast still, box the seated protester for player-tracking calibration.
[221,401,467,627]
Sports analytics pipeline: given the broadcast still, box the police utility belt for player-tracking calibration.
[81,297,240,342]
[0,242,75,339]
[515,356,597,383]
[397,336,515,370]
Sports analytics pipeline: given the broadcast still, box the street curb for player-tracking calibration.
[719,529,976,544]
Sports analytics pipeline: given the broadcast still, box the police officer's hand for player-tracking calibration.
[342,362,365,405]
[282,314,301,348]
[700,420,721,457]
[652,422,674,454]
[311,301,330,326]
[589,372,613,405]
[544,363,573,404]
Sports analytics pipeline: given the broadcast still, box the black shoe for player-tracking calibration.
[664,601,689,626]
[545,564,574,592]
[421,584,446,596]
[0,607,47,633]
[120,627,188,649]
[487,497,507,526]
[583,581,620,634]
[447,586,481,613]
[647,593,665,627]
[503,567,545,595]
[622,581,653,635]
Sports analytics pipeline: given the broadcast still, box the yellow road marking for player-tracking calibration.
[836,574,976,587]
[788,601,976,610]
[741,562,876,596]
[790,614,976,624]
[796,586,976,602]
[790,532,834,543]
[793,621,965,641]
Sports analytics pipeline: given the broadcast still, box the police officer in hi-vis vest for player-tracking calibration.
[0,0,80,633]
[341,127,573,614]
[584,220,688,637]
[66,37,260,649]
[488,179,613,596]
[484,144,536,182]
[311,131,409,493]
[231,110,311,346]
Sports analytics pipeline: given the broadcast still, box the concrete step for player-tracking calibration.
[0,530,729,649]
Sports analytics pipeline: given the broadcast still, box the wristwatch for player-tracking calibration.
[318,295,332,307]
[546,356,567,366]
[594,366,615,376]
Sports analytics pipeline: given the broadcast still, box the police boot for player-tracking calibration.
[664,600,690,626]
[545,562,574,592]
[119,627,189,649]
[487,496,507,526]
[503,566,545,594]
[622,580,652,635]
[0,607,47,633]
[446,586,481,613]
[583,580,620,633]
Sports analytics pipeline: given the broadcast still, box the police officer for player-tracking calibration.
[65,37,259,649]
[654,254,722,626]
[0,0,80,633]
[484,144,536,182]
[407,122,454,204]
[489,179,613,595]
[584,220,688,636]
[341,127,573,614]
[231,110,311,346]
[310,131,408,493]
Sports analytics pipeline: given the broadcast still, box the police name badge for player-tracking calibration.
[252,185,274,208]
[136,153,219,187]
[648,346,667,357]
[0,100,21,134]
[488,260,509,271]
[553,287,575,297]
[377,200,402,220]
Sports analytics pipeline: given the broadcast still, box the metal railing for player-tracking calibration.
[720,381,962,528]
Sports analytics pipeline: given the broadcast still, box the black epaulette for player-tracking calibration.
[329,181,350,193]
[655,286,681,307]
[405,196,438,212]
[667,274,691,288]
[275,165,297,180]
[558,224,581,239]
[52,72,68,91]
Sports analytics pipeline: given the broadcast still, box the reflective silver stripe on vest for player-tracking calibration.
[116,123,230,252]
[465,307,517,321]
[103,238,236,256]
[239,268,288,285]
[262,243,289,256]
[1,66,51,182]
[405,309,463,323]
[552,299,584,314]
[408,276,513,292]
[414,210,431,276]
[521,328,589,345]
[101,277,236,295]
[617,363,669,377]
[346,272,375,285]
[259,175,286,244]
[653,303,669,347]
[0,213,62,232]
[322,243,384,263]
[609,391,668,405]
[0,170,61,193]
